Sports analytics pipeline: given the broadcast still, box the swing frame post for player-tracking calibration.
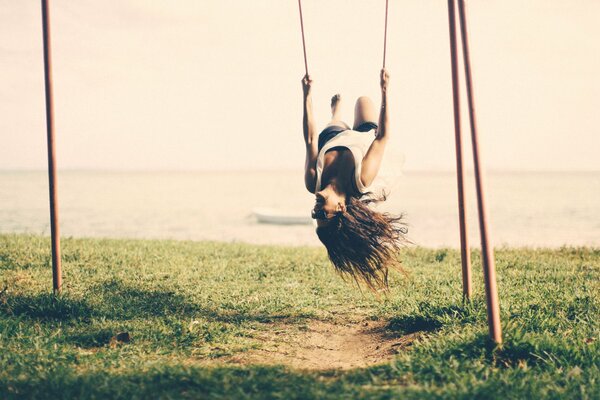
[41,0,62,294]
[456,0,502,344]
[447,0,472,300]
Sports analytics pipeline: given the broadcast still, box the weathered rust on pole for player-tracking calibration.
[447,0,472,300]
[457,0,502,343]
[42,0,62,294]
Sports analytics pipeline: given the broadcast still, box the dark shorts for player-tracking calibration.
[317,122,378,151]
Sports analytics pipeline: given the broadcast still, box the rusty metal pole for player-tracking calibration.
[447,0,472,300]
[457,0,502,343]
[41,0,62,294]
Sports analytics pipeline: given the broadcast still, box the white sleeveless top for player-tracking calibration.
[315,129,377,194]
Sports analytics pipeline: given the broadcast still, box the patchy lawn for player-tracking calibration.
[1,234,598,399]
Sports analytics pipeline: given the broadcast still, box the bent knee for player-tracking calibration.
[355,96,373,108]
[353,96,377,129]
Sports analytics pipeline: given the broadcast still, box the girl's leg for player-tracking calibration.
[326,94,350,129]
[352,96,378,130]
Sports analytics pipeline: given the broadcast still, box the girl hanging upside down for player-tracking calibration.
[302,68,407,290]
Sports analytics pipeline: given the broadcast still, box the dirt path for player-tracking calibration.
[225,320,420,370]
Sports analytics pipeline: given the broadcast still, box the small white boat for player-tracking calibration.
[253,208,312,225]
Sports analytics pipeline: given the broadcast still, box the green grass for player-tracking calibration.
[0,234,599,399]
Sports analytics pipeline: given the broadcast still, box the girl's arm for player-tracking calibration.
[360,69,390,188]
[302,74,318,193]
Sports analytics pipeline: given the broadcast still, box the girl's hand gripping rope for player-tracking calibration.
[302,74,313,97]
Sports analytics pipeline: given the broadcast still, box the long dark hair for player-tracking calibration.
[316,195,408,291]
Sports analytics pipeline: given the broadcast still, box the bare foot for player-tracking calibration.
[331,94,341,119]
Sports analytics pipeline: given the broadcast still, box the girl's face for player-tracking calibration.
[312,191,346,226]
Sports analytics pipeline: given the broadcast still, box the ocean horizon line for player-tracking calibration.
[1,168,599,174]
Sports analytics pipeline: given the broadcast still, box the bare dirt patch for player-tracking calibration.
[224,320,421,370]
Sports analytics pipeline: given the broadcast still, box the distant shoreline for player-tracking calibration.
[1,233,598,251]
[2,170,598,248]
[1,169,600,174]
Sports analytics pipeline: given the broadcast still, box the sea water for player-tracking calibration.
[0,170,598,248]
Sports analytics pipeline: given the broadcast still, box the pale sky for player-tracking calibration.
[1,0,599,171]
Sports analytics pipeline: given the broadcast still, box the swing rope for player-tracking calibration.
[297,0,389,75]
[383,0,389,68]
[297,0,309,75]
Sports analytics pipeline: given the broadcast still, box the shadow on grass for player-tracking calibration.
[387,314,442,334]
[0,346,592,400]
[93,280,200,320]
[66,329,116,348]
[0,292,96,322]
[0,365,337,400]
[435,331,596,371]
[0,279,310,326]
[386,302,484,335]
